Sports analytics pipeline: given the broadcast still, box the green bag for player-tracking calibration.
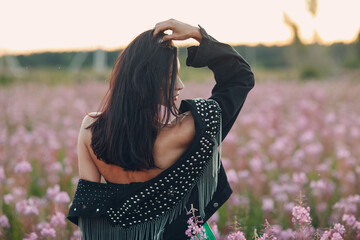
[203,222,217,240]
[190,222,217,239]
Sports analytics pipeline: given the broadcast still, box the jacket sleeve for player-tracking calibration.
[186,25,255,141]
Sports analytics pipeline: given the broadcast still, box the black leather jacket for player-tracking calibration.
[67,25,254,240]
[162,25,255,239]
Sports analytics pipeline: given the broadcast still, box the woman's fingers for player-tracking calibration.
[153,19,176,36]
[153,19,200,42]
[162,33,186,42]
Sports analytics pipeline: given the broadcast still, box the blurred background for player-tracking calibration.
[1,0,360,239]
[1,0,359,83]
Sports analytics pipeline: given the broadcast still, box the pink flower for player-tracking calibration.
[46,185,60,200]
[40,228,56,238]
[50,212,66,227]
[185,207,207,240]
[46,162,62,173]
[0,166,5,181]
[262,197,274,212]
[14,161,32,173]
[3,194,14,204]
[331,232,343,240]
[54,192,70,203]
[354,221,360,230]
[227,231,246,240]
[270,224,282,236]
[316,202,327,213]
[208,212,219,223]
[0,215,10,228]
[258,233,269,240]
[299,130,315,143]
[292,172,308,186]
[224,132,237,144]
[249,156,262,172]
[210,222,220,239]
[16,199,39,216]
[292,205,312,225]
[279,229,295,239]
[23,232,38,240]
[12,187,26,197]
[320,230,331,240]
[342,214,356,226]
[227,169,239,188]
[37,222,50,230]
[70,229,82,240]
[333,223,345,235]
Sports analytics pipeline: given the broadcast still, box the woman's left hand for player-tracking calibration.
[153,19,202,43]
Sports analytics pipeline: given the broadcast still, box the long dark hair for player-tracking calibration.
[85,29,180,171]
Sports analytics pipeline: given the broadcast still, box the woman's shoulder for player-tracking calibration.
[81,112,101,127]
[158,111,195,148]
[172,111,195,146]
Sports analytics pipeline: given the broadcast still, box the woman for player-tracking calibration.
[67,19,255,240]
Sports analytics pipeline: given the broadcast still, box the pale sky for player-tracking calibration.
[1,0,359,56]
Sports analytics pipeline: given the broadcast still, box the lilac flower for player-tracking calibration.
[310,179,335,196]
[46,185,60,200]
[185,206,207,240]
[37,221,51,230]
[279,229,295,239]
[333,223,345,235]
[226,169,239,186]
[16,199,39,216]
[229,194,242,206]
[269,224,282,236]
[0,215,10,228]
[316,202,327,213]
[50,212,66,227]
[208,212,219,223]
[333,195,360,215]
[54,192,70,203]
[14,161,32,173]
[262,197,274,212]
[342,214,356,226]
[284,202,295,213]
[70,229,82,240]
[209,222,220,239]
[0,166,5,181]
[12,187,26,197]
[354,221,360,230]
[224,133,237,144]
[3,194,14,204]
[292,172,307,186]
[237,170,249,179]
[320,223,346,240]
[23,232,38,240]
[249,156,262,172]
[227,231,246,240]
[320,230,331,240]
[40,227,56,238]
[258,232,278,240]
[331,232,343,240]
[299,130,315,143]
[292,206,312,225]
[46,162,62,173]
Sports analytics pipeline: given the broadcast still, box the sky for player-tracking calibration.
[0,0,359,56]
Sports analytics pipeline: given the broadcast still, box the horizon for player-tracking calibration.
[2,37,359,58]
[1,0,359,57]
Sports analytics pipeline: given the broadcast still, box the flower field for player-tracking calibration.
[0,78,360,239]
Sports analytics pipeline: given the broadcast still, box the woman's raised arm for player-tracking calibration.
[153,19,202,42]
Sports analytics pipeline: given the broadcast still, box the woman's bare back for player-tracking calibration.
[81,111,195,184]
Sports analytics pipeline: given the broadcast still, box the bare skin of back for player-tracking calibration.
[78,111,195,184]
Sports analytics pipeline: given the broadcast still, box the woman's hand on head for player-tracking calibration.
[153,19,202,43]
